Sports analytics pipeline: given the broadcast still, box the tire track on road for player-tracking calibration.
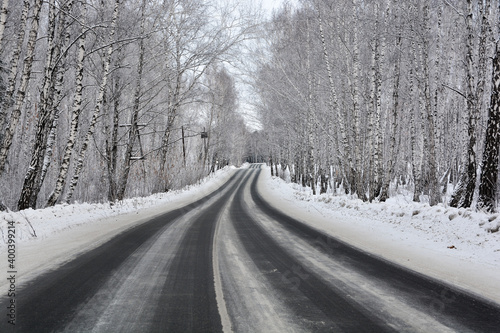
[249,167,500,332]
[0,170,245,332]
[150,171,250,332]
[230,169,395,332]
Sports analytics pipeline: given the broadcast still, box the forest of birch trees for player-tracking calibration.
[253,0,500,212]
[0,0,253,211]
[2,0,500,213]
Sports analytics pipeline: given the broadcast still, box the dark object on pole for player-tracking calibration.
[182,126,186,167]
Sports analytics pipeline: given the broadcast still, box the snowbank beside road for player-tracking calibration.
[0,166,239,293]
[0,166,238,246]
[257,166,500,305]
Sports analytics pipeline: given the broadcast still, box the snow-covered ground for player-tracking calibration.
[258,166,500,305]
[1,163,499,305]
[0,166,238,246]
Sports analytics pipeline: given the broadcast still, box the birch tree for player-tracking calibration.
[478,0,499,212]
[64,0,120,203]
[46,0,88,207]
[0,0,8,52]
[116,0,147,201]
[380,0,402,202]
[450,0,482,208]
[0,0,40,174]
[18,0,74,209]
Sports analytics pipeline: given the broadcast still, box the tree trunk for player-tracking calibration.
[351,0,365,200]
[317,9,349,192]
[0,0,29,143]
[116,0,146,201]
[18,0,58,210]
[421,0,440,206]
[450,0,479,208]
[0,0,41,175]
[64,0,120,203]
[106,71,121,202]
[478,41,500,211]
[0,0,9,52]
[380,14,401,202]
[410,32,423,202]
[46,0,88,207]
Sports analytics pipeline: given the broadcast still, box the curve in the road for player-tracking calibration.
[230,168,397,332]
[0,170,246,332]
[247,167,500,332]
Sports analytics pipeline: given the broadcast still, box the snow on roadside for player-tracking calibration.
[259,166,500,304]
[262,169,500,267]
[0,165,241,247]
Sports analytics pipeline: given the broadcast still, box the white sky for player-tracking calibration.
[260,0,285,15]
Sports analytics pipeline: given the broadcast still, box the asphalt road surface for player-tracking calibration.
[2,165,500,332]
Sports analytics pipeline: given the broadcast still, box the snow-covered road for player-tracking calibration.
[0,164,499,331]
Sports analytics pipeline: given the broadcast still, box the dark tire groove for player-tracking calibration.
[0,170,244,332]
[151,171,251,332]
[231,170,396,332]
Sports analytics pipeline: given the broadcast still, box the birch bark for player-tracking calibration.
[478,1,498,212]
[18,0,58,209]
[116,0,147,201]
[317,10,348,191]
[450,0,479,208]
[478,41,500,211]
[379,4,401,202]
[422,0,440,206]
[0,0,8,52]
[0,0,32,173]
[351,0,365,200]
[46,0,88,207]
[64,0,120,203]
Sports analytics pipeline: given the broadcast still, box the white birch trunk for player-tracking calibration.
[0,0,43,175]
[422,0,440,206]
[0,0,29,149]
[18,0,57,209]
[46,1,88,207]
[0,0,9,52]
[351,0,365,199]
[117,0,146,201]
[410,30,423,202]
[306,17,315,195]
[317,11,348,190]
[450,0,478,208]
[380,2,401,202]
[64,0,120,203]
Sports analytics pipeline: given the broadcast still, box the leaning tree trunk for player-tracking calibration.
[64,0,120,203]
[0,0,41,175]
[37,0,75,194]
[0,0,28,145]
[46,0,88,207]
[18,0,58,210]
